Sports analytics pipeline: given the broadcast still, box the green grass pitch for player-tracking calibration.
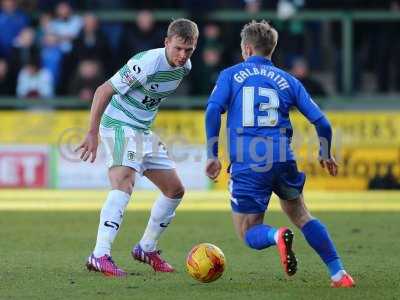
[0,191,399,300]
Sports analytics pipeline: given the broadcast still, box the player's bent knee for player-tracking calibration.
[239,221,254,243]
[109,171,134,194]
[110,178,133,195]
[164,184,185,199]
[237,228,246,241]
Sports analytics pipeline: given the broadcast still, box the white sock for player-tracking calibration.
[93,190,131,257]
[331,270,347,282]
[139,194,182,252]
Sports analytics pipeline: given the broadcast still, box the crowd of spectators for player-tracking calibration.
[0,0,399,102]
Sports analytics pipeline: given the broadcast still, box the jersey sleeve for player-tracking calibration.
[294,79,324,123]
[108,54,152,95]
[207,70,231,113]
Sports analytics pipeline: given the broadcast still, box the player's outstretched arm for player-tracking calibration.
[204,69,230,181]
[313,116,338,176]
[75,81,115,163]
[205,102,223,181]
[293,80,338,176]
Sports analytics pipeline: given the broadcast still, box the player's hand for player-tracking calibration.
[319,157,338,177]
[205,159,222,181]
[75,131,99,163]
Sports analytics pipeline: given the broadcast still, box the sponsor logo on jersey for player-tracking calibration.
[132,64,141,74]
[142,95,162,110]
[150,83,159,90]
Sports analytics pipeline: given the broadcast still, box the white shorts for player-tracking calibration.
[100,126,175,174]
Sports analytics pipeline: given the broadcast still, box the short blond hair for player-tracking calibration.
[240,20,278,56]
[167,18,199,44]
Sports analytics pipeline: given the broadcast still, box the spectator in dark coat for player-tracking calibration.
[62,13,112,89]
[68,59,104,102]
[290,58,327,97]
[9,27,38,79]
[120,10,163,63]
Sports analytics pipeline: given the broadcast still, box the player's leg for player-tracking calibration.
[274,161,353,284]
[92,166,135,258]
[231,211,297,276]
[129,133,181,272]
[131,168,183,272]
[230,167,297,276]
[139,168,184,252]
[87,126,137,277]
[230,169,277,250]
[279,193,355,287]
[232,211,277,248]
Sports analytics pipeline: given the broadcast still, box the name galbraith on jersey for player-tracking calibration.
[233,67,290,90]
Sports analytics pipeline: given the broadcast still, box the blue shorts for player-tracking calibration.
[229,161,306,214]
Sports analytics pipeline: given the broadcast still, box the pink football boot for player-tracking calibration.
[86,254,127,277]
[131,244,174,272]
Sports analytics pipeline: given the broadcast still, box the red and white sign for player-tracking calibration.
[0,146,49,188]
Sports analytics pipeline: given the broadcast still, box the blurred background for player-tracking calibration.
[0,0,400,191]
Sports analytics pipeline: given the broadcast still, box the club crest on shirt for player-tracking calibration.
[120,65,137,86]
[127,151,136,161]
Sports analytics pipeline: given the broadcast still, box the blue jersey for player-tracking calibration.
[207,56,324,172]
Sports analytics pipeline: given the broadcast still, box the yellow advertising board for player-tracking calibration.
[1,110,399,145]
[0,111,205,144]
[0,110,399,190]
[292,112,400,147]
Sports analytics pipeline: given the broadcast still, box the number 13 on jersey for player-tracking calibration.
[242,86,279,127]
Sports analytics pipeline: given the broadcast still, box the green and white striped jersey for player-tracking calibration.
[101,47,191,130]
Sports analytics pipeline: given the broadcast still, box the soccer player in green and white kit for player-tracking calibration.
[76,19,198,277]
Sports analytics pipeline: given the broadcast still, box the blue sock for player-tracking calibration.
[301,219,344,276]
[245,224,277,250]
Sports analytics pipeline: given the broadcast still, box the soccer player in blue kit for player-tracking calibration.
[204,21,355,288]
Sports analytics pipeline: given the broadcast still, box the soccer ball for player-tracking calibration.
[186,243,226,283]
